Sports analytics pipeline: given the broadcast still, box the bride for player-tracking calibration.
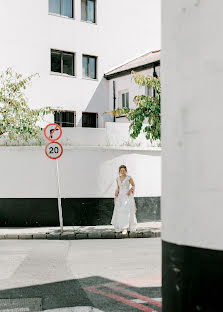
[111,165,137,234]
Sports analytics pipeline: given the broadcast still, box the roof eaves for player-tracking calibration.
[104,60,160,80]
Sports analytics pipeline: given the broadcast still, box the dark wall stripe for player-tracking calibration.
[162,240,223,312]
[0,197,160,227]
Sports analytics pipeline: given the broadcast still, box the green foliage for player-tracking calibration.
[0,68,52,144]
[111,71,161,143]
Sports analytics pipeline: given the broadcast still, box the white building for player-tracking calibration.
[104,50,160,123]
[0,0,161,227]
[0,0,161,129]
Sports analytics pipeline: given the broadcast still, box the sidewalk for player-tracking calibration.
[0,222,161,240]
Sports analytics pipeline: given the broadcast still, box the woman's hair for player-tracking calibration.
[119,165,127,173]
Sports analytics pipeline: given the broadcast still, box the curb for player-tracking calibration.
[0,230,161,240]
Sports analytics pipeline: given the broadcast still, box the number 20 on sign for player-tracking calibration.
[45,141,63,160]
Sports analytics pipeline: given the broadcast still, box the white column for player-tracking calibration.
[162,1,223,311]
[162,0,223,251]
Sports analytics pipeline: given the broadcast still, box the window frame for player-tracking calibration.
[82,54,97,80]
[54,110,76,127]
[81,0,97,24]
[82,112,98,128]
[145,85,153,97]
[48,0,74,19]
[51,49,75,77]
[121,91,129,109]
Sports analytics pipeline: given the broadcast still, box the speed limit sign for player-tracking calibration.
[45,142,63,160]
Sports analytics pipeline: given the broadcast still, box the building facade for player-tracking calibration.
[0,0,161,128]
[0,1,161,226]
[104,50,160,123]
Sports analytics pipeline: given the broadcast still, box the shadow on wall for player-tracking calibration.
[76,78,112,127]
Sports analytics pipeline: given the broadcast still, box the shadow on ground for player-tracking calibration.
[0,276,162,312]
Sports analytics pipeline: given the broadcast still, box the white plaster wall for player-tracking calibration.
[108,68,151,110]
[108,66,160,122]
[105,123,160,148]
[161,0,223,251]
[0,122,161,147]
[0,0,161,126]
[42,127,107,146]
[0,146,161,198]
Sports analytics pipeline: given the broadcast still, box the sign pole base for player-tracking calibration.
[56,158,63,233]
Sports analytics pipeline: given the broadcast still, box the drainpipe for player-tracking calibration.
[153,64,158,97]
[113,80,116,122]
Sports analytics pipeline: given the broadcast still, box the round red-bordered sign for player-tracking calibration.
[45,142,63,160]
[44,123,62,142]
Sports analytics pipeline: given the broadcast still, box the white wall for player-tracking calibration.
[0,0,161,126]
[105,123,160,148]
[0,122,160,148]
[161,0,223,251]
[109,68,152,111]
[0,146,161,198]
[108,66,160,122]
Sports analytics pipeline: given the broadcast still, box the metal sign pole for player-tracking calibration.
[56,158,63,233]
[44,123,63,233]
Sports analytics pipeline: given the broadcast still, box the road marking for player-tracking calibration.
[131,298,162,304]
[104,283,161,308]
[151,298,162,302]
[85,281,161,312]
[86,286,157,312]
[131,299,149,304]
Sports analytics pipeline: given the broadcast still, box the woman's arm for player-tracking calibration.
[115,179,119,197]
[127,177,135,195]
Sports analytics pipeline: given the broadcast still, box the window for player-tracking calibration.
[145,85,158,97]
[81,0,96,23]
[122,92,129,108]
[145,85,153,97]
[82,112,98,128]
[54,111,76,127]
[51,50,75,76]
[49,0,73,18]
[82,55,97,79]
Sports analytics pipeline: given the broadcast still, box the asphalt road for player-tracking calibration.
[0,238,162,312]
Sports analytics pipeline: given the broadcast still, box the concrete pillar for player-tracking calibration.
[161,1,223,311]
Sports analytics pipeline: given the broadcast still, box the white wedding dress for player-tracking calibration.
[111,175,137,232]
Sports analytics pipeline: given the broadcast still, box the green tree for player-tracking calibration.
[0,68,52,144]
[110,71,161,143]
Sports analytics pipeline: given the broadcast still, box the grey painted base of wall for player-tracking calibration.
[0,197,160,227]
[162,240,223,312]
